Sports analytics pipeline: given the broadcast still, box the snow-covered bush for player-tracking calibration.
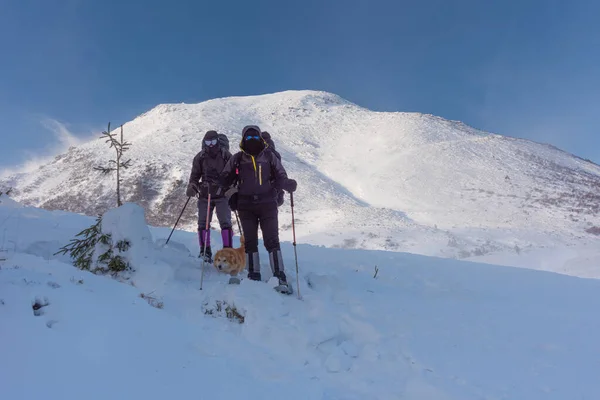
[54,215,132,274]
[54,203,154,276]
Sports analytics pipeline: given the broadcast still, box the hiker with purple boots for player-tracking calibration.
[219,125,297,294]
[186,130,233,263]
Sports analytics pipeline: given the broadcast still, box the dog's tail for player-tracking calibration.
[239,234,245,249]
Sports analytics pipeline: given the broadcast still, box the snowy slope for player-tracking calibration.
[1,197,599,400]
[2,90,600,276]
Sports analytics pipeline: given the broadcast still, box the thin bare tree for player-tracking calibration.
[94,122,132,207]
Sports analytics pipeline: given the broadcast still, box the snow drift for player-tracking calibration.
[0,195,599,399]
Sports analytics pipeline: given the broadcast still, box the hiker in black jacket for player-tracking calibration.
[186,130,233,262]
[219,125,297,293]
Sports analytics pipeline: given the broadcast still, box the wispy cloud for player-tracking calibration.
[0,118,98,178]
[41,118,87,149]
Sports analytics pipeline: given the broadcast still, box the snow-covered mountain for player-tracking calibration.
[2,90,600,275]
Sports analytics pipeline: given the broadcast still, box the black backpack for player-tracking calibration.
[262,132,284,205]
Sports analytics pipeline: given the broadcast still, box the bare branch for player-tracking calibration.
[93,166,116,175]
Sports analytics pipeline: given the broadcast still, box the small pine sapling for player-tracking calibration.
[94,122,132,207]
[54,215,105,271]
[54,216,132,275]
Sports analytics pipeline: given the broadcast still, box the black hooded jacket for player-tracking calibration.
[220,125,292,205]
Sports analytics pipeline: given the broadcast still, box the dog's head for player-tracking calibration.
[213,249,239,275]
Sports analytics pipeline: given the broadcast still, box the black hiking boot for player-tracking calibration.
[269,250,293,295]
[274,271,293,295]
[199,246,212,263]
[246,252,262,281]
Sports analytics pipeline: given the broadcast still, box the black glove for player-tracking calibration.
[277,190,285,206]
[197,182,208,198]
[186,182,198,197]
[283,178,297,193]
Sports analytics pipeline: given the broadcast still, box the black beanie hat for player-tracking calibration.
[204,130,218,141]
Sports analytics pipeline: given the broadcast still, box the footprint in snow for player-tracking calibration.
[315,334,359,373]
[32,297,59,328]
[32,296,50,316]
[46,320,58,328]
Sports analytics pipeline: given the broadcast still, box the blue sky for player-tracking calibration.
[1,0,599,171]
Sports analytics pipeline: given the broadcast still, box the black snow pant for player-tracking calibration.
[237,201,280,254]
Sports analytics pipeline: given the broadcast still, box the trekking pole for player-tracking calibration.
[200,184,212,290]
[290,192,300,299]
[234,210,243,237]
[165,196,192,246]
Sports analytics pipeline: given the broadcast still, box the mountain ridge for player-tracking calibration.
[2,90,599,273]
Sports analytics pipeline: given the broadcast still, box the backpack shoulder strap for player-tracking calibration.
[230,152,243,187]
[233,152,242,168]
[268,150,279,179]
[221,148,232,160]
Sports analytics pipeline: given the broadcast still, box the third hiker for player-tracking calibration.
[261,131,285,207]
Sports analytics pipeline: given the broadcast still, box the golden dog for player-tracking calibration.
[212,235,246,276]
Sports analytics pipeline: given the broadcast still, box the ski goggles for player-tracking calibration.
[244,135,260,141]
[204,139,217,146]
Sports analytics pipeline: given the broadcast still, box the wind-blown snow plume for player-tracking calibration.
[1,118,97,178]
